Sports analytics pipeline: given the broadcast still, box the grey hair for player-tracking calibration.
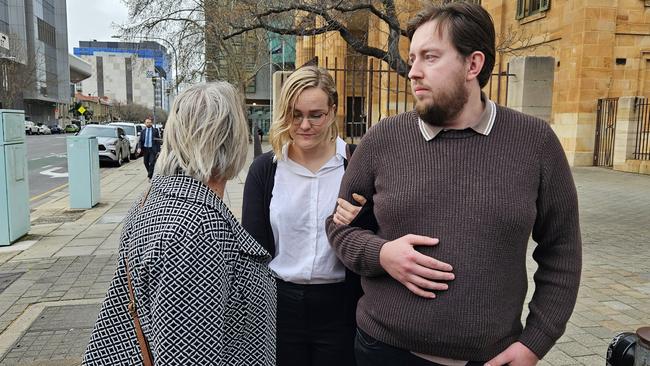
[155,81,249,183]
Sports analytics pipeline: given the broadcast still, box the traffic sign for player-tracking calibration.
[77,106,86,115]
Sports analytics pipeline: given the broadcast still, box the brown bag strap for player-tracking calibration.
[123,185,154,365]
[125,256,154,366]
[140,185,152,209]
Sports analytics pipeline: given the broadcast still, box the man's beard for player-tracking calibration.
[415,77,468,127]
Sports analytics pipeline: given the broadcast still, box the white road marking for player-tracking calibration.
[39,166,68,178]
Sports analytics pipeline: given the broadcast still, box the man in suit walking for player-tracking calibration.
[139,117,161,179]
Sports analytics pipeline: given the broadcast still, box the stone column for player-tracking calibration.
[507,56,555,122]
[613,96,644,173]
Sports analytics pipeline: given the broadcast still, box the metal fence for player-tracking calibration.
[593,98,618,167]
[320,56,512,142]
[321,57,411,142]
[634,98,650,160]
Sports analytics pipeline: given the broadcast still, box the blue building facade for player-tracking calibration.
[73,41,170,79]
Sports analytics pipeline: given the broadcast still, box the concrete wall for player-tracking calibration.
[508,56,555,122]
[613,96,650,174]
[80,54,155,108]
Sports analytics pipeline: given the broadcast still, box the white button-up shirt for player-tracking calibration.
[269,137,347,284]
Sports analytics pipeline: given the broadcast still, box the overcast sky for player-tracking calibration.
[66,0,129,53]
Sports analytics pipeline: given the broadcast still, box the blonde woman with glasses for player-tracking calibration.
[242,66,373,366]
[83,82,276,366]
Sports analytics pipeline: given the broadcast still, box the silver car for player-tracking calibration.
[109,122,141,159]
[78,125,131,166]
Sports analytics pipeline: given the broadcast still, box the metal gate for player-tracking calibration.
[593,98,618,167]
[320,56,513,143]
[634,98,650,160]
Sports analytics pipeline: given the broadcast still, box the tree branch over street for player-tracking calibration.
[220,0,412,77]
[119,0,269,91]
[119,0,541,82]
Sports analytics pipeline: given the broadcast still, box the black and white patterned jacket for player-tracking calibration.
[83,174,276,365]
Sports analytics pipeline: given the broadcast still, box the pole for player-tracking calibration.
[152,77,156,126]
[282,39,285,70]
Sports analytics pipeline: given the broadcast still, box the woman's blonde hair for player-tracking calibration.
[155,81,249,183]
[269,66,338,158]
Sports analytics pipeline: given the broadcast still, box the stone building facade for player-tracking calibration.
[292,0,650,167]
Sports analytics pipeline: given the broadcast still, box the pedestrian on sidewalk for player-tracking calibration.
[139,116,161,179]
[83,81,276,366]
[327,3,582,366]
[242,66,373,366]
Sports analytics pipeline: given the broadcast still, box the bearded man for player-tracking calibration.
[326,2,582,366]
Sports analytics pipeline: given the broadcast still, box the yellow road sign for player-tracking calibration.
[77,106,86,114]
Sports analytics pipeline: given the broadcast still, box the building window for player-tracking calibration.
[0,20,8,35]
[37,18,56,47]
[516,0,550,19]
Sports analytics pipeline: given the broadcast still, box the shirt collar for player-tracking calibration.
[418,93,497,141]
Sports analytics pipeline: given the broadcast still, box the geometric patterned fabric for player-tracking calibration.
[82,174,277,365]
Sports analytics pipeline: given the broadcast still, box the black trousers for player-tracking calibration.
[276,279,356,366]
[355,328,486,366]
[142,147,157,179]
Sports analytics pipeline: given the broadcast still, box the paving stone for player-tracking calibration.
[574,354,606,365]
[556,341,594,357]
[543,349,580,365]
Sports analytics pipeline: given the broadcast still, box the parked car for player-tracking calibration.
[64,124,80,133]
[25,121,38,135]
[49,124,64,134]
[109,122,141,159]
[36,124,51,135]
[78,125,131,166]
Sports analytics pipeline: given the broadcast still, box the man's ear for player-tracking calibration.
[466,51,485,83]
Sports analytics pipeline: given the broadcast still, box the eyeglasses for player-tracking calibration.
[291,110,331,126]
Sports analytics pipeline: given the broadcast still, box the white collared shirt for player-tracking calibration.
[418,93,497,141]
[269,137,347,284]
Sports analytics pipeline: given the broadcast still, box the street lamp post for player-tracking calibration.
[151,77,157,126]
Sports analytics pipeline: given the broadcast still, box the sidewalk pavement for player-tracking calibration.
[0,141,647,365]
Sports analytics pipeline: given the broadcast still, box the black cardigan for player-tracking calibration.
[241,147,377,324]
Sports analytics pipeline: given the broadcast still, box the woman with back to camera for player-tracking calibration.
[83,81,276,365]
[242,66,372,366]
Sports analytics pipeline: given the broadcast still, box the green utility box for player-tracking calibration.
[0,109,30,246]
[67,136,100,209]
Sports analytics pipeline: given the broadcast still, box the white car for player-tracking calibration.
[109,122,141,159]
[25,121,38,135]
[78,125,131,166]
[36,124,51,135]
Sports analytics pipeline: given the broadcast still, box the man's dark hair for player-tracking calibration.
[407,2,496,88]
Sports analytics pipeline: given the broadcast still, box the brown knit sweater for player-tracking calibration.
[326,107,582,361]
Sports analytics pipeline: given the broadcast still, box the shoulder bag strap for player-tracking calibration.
[344,144,357,170]
[124,185,154,366]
